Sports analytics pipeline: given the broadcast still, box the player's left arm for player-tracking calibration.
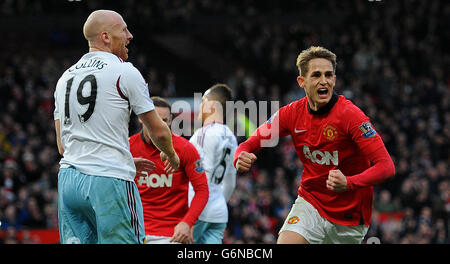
[327,109,395,192]
[327,146,395,192]
[171,142,208,243]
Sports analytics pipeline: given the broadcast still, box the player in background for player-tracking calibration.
[234,46,395,244]
[129,96,209,244]
[189,84,238,244]
[54,10,179,244]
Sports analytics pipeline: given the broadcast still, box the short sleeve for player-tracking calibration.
[53,77,63,121]
[54,90,60,121]
[119,63,155,115]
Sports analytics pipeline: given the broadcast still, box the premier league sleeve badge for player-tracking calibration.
[359,121,377,138]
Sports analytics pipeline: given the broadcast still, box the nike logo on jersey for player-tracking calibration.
[294,128,307,133]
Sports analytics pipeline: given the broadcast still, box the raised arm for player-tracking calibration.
[233,107,289,173]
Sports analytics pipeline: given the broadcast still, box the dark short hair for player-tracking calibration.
[205,83,232,103]
[151,96,171,110]
[204,83,233,120]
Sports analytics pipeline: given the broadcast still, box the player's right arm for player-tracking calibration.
[120,64,180,172]
[138,110,180,172]
[234,151,257,173]
[55,119,64,155]
[53,78,64,156]
[234,104,292,173]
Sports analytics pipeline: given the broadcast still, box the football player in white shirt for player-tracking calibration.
[53,10,179,244]
[189,84,237,244]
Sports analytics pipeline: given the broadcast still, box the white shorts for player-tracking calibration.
[279,196,369,244]
[144,235,181,244]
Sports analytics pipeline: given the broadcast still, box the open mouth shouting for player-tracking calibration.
[317,87,329,99]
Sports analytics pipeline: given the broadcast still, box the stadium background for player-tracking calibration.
[0,0,448,244]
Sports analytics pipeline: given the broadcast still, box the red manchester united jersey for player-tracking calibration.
[129,132,208,236]
[234,94,395,226]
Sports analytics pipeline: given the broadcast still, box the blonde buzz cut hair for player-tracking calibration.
[296,46,337,77]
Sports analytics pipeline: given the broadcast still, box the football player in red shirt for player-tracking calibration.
[129,96,209,244]
[234,46,395,244]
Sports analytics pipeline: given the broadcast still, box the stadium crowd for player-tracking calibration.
[0,0,448,244]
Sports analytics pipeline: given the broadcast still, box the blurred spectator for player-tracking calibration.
[374,190,401,213]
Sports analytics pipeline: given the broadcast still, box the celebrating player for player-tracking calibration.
[129,96,209,244]
[234,46,395,244]
[54,10,179,244]
[189,84,238,244]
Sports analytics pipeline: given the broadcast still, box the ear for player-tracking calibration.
[202,100,214,114]
[100,31,111,45]
[208,101,218,115]
[211,101,223,116]
[297,76,305,89]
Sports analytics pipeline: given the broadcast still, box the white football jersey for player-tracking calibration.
[54,51,154,181]
[189,123,237,223]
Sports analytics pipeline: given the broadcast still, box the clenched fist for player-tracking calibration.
[326,169,348,192]
[235,151,257,173]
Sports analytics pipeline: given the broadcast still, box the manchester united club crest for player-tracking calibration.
[323,124,338,141]
[287,216,299,224]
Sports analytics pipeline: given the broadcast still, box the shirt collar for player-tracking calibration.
[307,91,339,115]
[140,130,151,145]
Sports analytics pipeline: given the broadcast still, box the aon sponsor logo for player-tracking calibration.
[303,145,338,166]
[137,172,173,188]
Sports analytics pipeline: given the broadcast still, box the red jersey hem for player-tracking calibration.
[145,225,174,237]
[298,189,370,227]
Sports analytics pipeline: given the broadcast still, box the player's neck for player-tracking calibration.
[307,98,327,112]
[307,92,338,115]
[141,130,152,145]
[203,114,223,127]
[89,44,111,54]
